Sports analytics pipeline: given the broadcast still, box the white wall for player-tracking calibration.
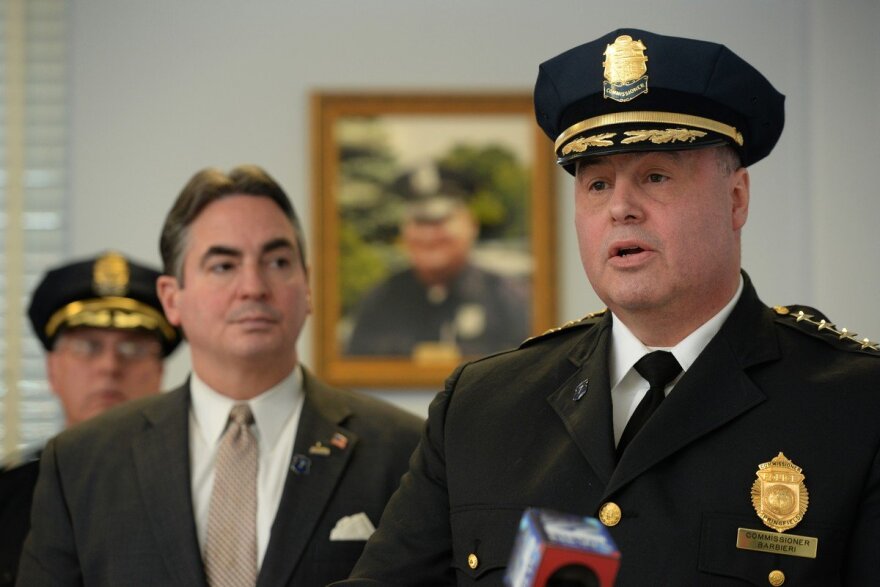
[67,0,880,417]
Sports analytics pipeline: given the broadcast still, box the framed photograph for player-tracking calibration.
[311,92,556,388]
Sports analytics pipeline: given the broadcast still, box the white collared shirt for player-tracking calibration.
[609,276,744,446]
[189,367,305,567]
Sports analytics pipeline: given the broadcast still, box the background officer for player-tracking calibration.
[0,251,180,586]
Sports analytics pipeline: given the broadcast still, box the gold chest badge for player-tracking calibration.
[751,452,809,533]
[602,35,649,102]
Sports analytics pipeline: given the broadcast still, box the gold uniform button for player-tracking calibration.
[768,569,785,586]
[467,553,478,570]
[598,502,622,526]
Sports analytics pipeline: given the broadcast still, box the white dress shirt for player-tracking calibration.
[189,366,305,567]
[609,276,744,446]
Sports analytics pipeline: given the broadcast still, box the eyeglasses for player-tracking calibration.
[55,336,162,362]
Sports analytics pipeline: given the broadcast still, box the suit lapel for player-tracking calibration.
[548,314,618,485]
[257,370,356,587]
[131,383,207,587]
[606,276,780,496]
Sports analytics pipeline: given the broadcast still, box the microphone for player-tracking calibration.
[504,508,621,587]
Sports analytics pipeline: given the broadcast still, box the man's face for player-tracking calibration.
[47,327,163,426]
[402,207,477,286]
[158,195,311,377]
[574,148,749,331]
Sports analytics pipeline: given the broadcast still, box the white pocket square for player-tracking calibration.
[330,512,376,541]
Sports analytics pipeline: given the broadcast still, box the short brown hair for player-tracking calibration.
[159,165,306,281]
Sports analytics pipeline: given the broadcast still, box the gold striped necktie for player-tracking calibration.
[204,404,258,587]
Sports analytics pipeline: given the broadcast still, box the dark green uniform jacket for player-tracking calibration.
[341,274,880,586]
[0,451,39,586]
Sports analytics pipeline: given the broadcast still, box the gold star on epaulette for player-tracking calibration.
[521,309,607,346]
[860,338,880,351]
[542,310,607,336]
[773,305,878,353]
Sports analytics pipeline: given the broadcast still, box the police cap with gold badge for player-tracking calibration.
[27,251,181,357]
[534,28,785,174]
[394,162,471,224]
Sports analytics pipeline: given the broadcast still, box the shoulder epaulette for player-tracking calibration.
[772,305,879,354]
[520,309,608,348]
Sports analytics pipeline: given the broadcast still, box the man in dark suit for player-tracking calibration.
[17,165,423,586]
[0,251,180,587]
[338,29,880,586]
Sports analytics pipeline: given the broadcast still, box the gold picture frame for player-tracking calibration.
[311,92,556,388]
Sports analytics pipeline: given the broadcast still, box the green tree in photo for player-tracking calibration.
[437,144,530,241]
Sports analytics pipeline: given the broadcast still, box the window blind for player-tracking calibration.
[0,0,68,462]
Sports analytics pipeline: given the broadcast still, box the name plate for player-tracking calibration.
[736,528,818,559]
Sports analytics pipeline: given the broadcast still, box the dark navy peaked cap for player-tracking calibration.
[28,251,181,356]
[534,28,785,173]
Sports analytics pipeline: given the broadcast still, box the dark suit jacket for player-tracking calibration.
[16,369,423,586]
[341,275,880,586]
[0,452,39,587]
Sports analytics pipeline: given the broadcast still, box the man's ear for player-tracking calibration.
[156,275,183,326]
[730,167,750,231]
[45,352,60,397]
[303,263,313,316]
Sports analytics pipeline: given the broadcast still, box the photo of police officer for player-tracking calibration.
[345,162,530,359]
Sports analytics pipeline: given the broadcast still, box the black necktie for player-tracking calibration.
[616,351,682,458]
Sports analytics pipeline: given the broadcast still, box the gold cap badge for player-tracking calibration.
[751,452,809,533]
[603,35,649,102]
[92,251,130,297]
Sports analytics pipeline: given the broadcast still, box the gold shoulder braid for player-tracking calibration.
[773,305,879,353]
[520,309,608,347]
